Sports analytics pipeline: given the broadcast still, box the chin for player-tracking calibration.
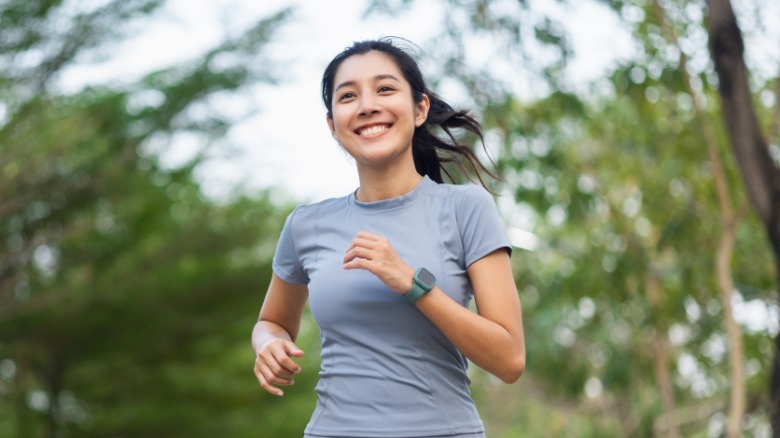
[359,147,411,165]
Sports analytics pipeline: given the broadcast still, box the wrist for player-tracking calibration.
[404,267,436,304]
[255,337,276,354]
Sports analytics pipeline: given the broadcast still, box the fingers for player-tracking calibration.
[342,232,415,293]
[342,246,372,266]
[354,230,380,241]
[343,256,370,271]
[343,233,391,265]
[349,232,387,251]
[343,238,372,265]
[286,342,305,358]
[254,340,304,397]
[268,341,303,375]
[254,359,287,396]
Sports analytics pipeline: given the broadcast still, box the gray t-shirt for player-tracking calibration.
[273,176,511,438]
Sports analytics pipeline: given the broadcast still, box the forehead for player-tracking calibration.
[333,50,406,85]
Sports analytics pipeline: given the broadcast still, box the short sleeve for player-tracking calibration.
[272,208,309,284]
[456,185,512,267]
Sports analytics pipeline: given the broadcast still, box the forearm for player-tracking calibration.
[415,288,525,383]
[341,233,524,381]
[251,320,294,355]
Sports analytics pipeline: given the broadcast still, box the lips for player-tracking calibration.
[355,123,391,137]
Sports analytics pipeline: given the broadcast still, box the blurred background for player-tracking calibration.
[1,0,779,436]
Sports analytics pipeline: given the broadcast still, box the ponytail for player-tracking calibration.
[412,91,497,188]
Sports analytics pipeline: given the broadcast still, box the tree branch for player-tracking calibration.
[706,0,778,227]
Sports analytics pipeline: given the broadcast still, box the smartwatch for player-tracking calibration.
[405,267,436,304]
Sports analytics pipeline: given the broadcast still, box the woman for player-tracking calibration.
[252,38,525,438]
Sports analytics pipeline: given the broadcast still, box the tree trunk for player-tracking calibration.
[716,213,746,437]
[706,0,779,225]
[653,1,747,433]
[646,271,681,438]
[705,0,780,435]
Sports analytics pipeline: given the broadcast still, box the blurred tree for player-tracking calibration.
[704,0,780,435]
[372,0,778,436]
[0,1,318,436]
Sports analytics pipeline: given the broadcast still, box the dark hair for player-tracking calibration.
[321,37,498,187]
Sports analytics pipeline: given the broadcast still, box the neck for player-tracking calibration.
[355,163,423,202]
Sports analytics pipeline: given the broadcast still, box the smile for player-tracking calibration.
[356,124,390,137]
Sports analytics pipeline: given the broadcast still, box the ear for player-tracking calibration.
[326,114,338,140]
[415,94,430,127]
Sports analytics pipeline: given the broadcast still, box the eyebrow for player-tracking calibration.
[334,74,402,92]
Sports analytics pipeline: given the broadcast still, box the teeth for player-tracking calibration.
[359,125,387,136]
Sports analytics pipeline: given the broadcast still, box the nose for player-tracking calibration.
[357,94,380,116]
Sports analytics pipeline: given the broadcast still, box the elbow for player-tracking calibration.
[497,354,525,384]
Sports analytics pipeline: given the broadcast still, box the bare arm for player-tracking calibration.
[343,232,525,383]
[252,273,309,396]
[416,249,525,383]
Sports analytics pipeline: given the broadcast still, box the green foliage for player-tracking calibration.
[374,0,778,435]
[0,1,318,436]
[2,0,777,436]
[492,54,774,436]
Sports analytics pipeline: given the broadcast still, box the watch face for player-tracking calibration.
[417,268,436,288]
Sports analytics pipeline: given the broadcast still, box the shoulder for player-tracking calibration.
[287,194,349,226]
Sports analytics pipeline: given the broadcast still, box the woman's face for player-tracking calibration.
[327,50,429,169]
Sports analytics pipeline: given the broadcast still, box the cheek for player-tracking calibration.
[331,109,352,132]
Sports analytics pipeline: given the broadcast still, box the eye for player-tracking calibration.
[378,85,396,94]
[337,91,356,101]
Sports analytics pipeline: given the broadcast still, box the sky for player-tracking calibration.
[58,1,780,203]
[59,0,637,203]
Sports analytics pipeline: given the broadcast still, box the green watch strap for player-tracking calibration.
[404,268,436,304]
[404,282,428,304]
